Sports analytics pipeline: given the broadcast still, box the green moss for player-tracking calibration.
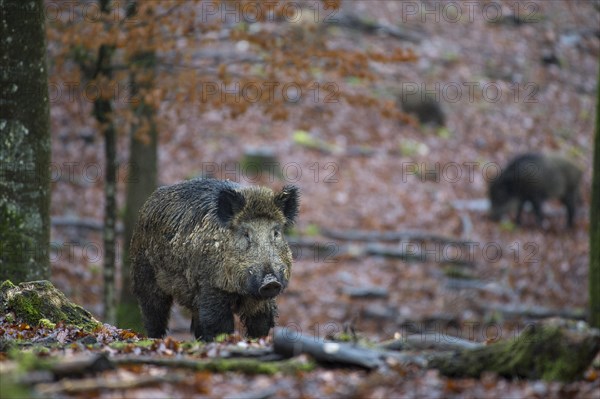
[303,224,320,237]
[1,280,101,331]
[109,339,155,350]
[195,358,315,375]
[0,337,16,353]
[443,266,474,279]
[136,339,156,348]
[332,332,354,342]
[8,348,53,372]
[293,130,340,153]
[38,318,56,329]
[109,342,128,350]
[1,280,16,291]
[0,378,33,399]
[500,219,516,232]
[214,333,230,343]
[180,340,204,352]
[0,203,38,283]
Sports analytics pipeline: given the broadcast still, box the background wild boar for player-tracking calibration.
[488,153,582,227]
[130,178,299,341]
[397,89,446,126]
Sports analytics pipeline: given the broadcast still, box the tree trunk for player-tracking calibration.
[118,1,158,331]
[94,0,117,325]
[0,0,51,283]
[590,60,600,329]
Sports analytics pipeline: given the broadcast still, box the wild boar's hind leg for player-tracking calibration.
[530,198,544,227]
[141,292,173,338]
[563,193,577,228]
[132,260,173,338]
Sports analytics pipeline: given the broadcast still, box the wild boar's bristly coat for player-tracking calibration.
[130,178,300,341]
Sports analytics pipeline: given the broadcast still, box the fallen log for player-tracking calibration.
[428,318,600,382]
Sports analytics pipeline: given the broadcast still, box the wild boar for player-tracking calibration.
[130,178,299,340]
[488,153,582,227]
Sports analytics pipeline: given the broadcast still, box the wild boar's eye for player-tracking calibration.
[273,229,280,239]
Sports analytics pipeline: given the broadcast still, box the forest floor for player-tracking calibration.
[4,0,600,397]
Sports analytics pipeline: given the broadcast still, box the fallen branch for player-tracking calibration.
[288,239,474,266]
[327,12,423,43]
[445,279,516,297]
[342,286,389,299]
[379,334,484,352]
[365,243,475,267]
[321,228,470,246]
[273,327,385,370]
[51,216,124,234]
[477,303,587,321]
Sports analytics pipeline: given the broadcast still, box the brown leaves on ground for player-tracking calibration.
[20,0,600,397]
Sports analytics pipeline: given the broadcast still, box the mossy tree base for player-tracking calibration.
[429,318,600,382]
[0,280,101,331]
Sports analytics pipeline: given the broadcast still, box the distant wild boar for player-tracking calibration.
[130,178,300,341]
[397,90,446,126]
[488,153,582,228]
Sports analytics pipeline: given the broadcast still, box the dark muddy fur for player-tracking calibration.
[488,153,582,228]
[130,178,299,341]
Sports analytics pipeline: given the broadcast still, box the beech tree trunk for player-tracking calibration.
[94,0,117,325]
[0,0,51,283]
[118,1,158,331]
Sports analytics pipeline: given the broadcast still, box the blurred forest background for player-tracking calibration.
[41,0,598,336]
[1,0,600,396]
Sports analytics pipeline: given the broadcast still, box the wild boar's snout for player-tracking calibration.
[259,274,282,298]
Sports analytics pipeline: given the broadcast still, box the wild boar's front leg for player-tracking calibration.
[192,289,234,341]
[240,299,277,338]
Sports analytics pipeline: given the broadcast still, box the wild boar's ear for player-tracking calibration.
[274,185,300,226]
[216,188,246,226]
